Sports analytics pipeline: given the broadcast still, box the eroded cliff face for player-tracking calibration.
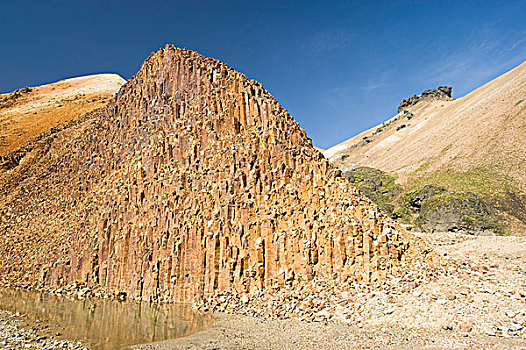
[0,45,418,303]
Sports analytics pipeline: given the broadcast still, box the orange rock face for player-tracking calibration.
[0,74,125,157]
[0,45,416,302]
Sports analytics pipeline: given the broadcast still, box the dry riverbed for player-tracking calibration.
[135,313,524,349]
[137,232,526,349]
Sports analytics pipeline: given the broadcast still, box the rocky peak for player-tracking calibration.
[0,87,32,108]
[0,45,422,304]
[398,86,453,113]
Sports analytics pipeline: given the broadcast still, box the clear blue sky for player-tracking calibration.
[1,1,525,148]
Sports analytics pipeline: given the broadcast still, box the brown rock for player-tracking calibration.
[442,322,453,331]
[459,323,473,333]
[0,45,424,306]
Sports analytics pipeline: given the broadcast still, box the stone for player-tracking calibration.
[384,307,394,314]
[402,110,414,120]
[505,311,516,318]
[406,185,446,209]
[458,286,470,295]
[507,323,523,332]
[442,322,453,331]
[411,290,422,297]
[459,323,473,333]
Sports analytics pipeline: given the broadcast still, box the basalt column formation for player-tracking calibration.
[0,45,417,303]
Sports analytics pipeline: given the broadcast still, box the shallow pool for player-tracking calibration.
[0,288,213,349]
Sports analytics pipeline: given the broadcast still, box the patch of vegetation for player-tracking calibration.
[343,167,402,216]
[515,99,524,106]
[411,166,515,199]
[401,184,446,207]
[413,159,432,174]
[394,184,446,223]
[411,145,452,177]
[342,166,505,234]
[420,192,476,210]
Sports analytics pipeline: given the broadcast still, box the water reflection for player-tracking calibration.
[0,288,213,349]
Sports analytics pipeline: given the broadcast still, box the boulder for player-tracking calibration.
[406,184,446,209]
[415,192,501,234]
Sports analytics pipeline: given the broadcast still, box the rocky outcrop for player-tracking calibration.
[0,87,32,108]
[0,45,420,303]
[415,192,501,234]
[341,168,502,235]
[343,167,402,217]
[400,185,501,234]
[405,185,446,209]
[398,86,453,113]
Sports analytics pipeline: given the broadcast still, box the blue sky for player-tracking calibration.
[1,1,525,148]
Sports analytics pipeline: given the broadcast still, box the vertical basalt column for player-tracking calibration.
[0,45,417,303]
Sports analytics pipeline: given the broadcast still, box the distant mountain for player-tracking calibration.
[0,74,125,156]
[325,61,526,234]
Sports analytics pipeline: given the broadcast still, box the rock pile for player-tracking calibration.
[200,232,526,340]
[0,45,423,304]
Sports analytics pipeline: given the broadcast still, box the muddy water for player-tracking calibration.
[0,288,214,349]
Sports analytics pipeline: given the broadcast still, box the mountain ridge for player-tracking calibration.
[0,74,125,156]
[325,60,526,234]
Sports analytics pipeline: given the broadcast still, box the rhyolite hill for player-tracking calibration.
[0,74,125,157]
[325,62,526,235]
[0,45,419,303]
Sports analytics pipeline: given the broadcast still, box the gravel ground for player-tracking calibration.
[135,313,525,349]
[0,310,87,349]
[136,232,526,349]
